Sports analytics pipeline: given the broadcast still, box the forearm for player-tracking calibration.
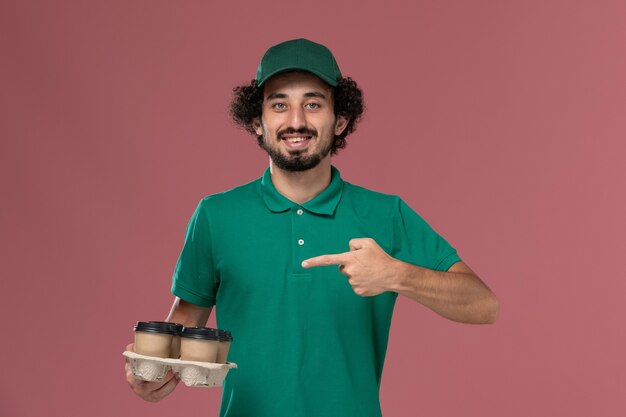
[389,261,499,324]
[166,297,213,327]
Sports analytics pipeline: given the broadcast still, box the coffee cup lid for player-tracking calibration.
[217,329,233,341]
[133,321,177,335]
[149,321,183,334]
[181,327,219,340]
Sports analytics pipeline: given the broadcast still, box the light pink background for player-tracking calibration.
[1,1,625,416]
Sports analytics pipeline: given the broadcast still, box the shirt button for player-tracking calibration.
[298,239,305,246]
[297,209,304,215]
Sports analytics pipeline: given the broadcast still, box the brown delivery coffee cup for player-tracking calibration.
[216,330,233,364]
[133,321,176,358]
[180,327,219,362]
[148,321,183,358]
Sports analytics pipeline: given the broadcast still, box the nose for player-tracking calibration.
[288,106,306,129]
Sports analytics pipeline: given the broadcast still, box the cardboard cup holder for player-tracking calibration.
[124,351,237,388]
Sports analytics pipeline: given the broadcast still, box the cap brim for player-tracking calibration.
[257,66,338,87]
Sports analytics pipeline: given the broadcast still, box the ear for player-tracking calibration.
[252,118,263,136]
[334,115,349,136]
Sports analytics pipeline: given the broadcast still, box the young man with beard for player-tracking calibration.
[126,38,499,416]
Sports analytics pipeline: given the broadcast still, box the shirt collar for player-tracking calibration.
[259,166,344,215]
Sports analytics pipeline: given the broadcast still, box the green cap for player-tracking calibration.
[255,38,342,87]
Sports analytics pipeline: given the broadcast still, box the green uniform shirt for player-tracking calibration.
[172,166,461,417]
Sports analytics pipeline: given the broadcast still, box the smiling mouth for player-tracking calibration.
[283,136,313,143]
[279,134,314,151]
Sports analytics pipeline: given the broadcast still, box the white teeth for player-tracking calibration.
[285,137,308,143]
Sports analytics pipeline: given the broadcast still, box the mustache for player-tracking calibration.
[277,127,318,139]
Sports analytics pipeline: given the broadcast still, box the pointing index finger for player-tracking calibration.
[302,252,350,268]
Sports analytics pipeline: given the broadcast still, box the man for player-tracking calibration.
[126,38,498,416]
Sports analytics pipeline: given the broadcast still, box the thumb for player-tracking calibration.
[349,238,370,251]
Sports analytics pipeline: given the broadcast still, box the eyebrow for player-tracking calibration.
[266,91,328,100]
[304,92,327,99]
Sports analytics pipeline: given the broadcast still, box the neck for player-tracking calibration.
[269,157,332,205]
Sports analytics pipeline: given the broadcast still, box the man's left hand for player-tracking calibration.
[302,238,399,296]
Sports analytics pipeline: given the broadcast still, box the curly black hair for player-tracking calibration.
[229,76,365,155]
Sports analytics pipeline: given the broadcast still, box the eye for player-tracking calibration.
[304,102,321,110]
[272,102,287,111]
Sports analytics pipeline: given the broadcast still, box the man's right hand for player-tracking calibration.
[125,343,180,402]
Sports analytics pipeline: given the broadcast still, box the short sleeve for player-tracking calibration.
[392,198,462,271]
[171,199,217,307]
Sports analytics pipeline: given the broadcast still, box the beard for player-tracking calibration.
[260,127,334,172]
